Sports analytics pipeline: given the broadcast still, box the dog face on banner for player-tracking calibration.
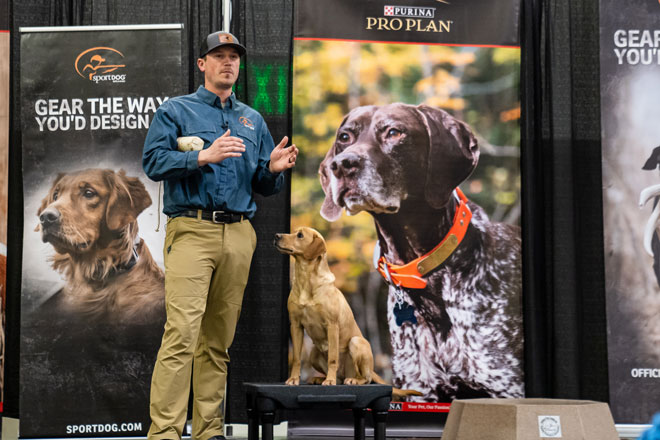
[35,168,164,323]
[36,168,151,257]
[319,103,479,221]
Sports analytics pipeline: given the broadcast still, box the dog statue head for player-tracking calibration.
[36,168,152,256]
[274,227,327,261]
[318,103,479,221]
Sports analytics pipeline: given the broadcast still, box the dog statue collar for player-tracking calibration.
[374,188,472,289]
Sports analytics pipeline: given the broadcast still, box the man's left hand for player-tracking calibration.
[269,136,299,173]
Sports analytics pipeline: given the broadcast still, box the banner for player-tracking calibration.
[291,0,522,426]
[0,28,8,414]
[600,0,660,424]
[19,25,183,438]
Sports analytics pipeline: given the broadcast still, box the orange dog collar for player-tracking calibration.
[376,188,472,289]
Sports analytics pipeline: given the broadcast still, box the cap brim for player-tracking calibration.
[200,43,246,58]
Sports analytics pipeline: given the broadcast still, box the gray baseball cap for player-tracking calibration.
[200,31,246,58]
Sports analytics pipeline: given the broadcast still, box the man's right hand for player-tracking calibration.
[197,129,245,166]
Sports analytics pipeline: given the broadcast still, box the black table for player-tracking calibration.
[244,383,392,440]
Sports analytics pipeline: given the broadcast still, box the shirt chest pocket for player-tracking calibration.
[181,122,218,146]
[235,126,258,148]
[235,126,259,167]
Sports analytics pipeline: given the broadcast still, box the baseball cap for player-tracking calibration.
[200,31,246,58]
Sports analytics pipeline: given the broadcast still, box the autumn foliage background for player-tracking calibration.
[290,40,521,380]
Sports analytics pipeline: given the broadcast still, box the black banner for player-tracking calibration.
[295,0,519,46]
[19,25,183,438]
[600,0,660,425]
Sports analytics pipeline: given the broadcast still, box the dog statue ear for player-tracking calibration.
[303,233,326,260]
[105,169,153,231]
[319,150,342,222]
[417,105,479,209]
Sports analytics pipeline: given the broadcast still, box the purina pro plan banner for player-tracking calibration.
[290,0,522,432]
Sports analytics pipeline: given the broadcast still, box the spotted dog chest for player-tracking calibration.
[386,265,524,400]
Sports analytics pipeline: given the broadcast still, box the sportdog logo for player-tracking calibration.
[368,4,452,33]
[75,47,127,83]
[239,116,255,130]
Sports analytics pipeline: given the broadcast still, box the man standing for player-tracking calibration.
[142,31,298,440]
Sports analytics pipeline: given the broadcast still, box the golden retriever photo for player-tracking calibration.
[21,167,166,430]
[274,226,421,399]
[35,168,164,323]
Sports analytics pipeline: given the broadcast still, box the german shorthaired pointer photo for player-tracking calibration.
[318,103,524,401]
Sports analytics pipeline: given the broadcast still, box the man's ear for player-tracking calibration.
[197,57,206,73]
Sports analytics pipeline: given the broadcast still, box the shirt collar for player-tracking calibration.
[196,86,236,109]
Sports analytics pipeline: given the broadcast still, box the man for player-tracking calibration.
[142,31,298,440]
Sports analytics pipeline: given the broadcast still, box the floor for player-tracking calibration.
[0,417,645,439]
[1,419,444,440]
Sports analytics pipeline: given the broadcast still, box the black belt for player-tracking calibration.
[176,210,245,224]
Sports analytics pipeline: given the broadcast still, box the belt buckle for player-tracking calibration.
[212,210,226,223]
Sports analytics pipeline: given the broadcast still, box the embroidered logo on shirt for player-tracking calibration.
[239,116,255,130]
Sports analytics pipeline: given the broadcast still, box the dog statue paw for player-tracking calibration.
[285,376,299,386]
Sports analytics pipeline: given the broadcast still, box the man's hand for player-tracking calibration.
[197,129,245,166]
[269,136,299,173]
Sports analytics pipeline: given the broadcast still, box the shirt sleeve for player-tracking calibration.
[142,103,200,182]
[252,120,284,196]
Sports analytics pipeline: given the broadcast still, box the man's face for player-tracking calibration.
[197,46,241,92]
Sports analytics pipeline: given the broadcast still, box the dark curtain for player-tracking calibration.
[3,0,611,425]
[227,0,293,424]
[521,0,609,402]
[3,0,292,423]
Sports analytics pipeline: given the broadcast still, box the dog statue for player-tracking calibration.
[274,226,421,399]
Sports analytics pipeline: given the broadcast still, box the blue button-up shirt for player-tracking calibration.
[142,86,284,218]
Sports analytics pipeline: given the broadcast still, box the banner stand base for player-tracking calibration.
[616,424,652,439]
[224,423,288,438]
[1,417,18,440]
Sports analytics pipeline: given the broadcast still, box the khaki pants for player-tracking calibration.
[148,216,256,440]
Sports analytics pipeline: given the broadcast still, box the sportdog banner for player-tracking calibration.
[291,0,522,422]
[600,0,660,424]
[19,25,182,438]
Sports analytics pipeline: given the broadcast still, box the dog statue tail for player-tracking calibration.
[371,372,423,401]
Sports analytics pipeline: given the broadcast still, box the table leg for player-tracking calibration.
[261,411,275,440]
[247,407,259,440]
[373,409,388,440]
[353,408,367,440]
